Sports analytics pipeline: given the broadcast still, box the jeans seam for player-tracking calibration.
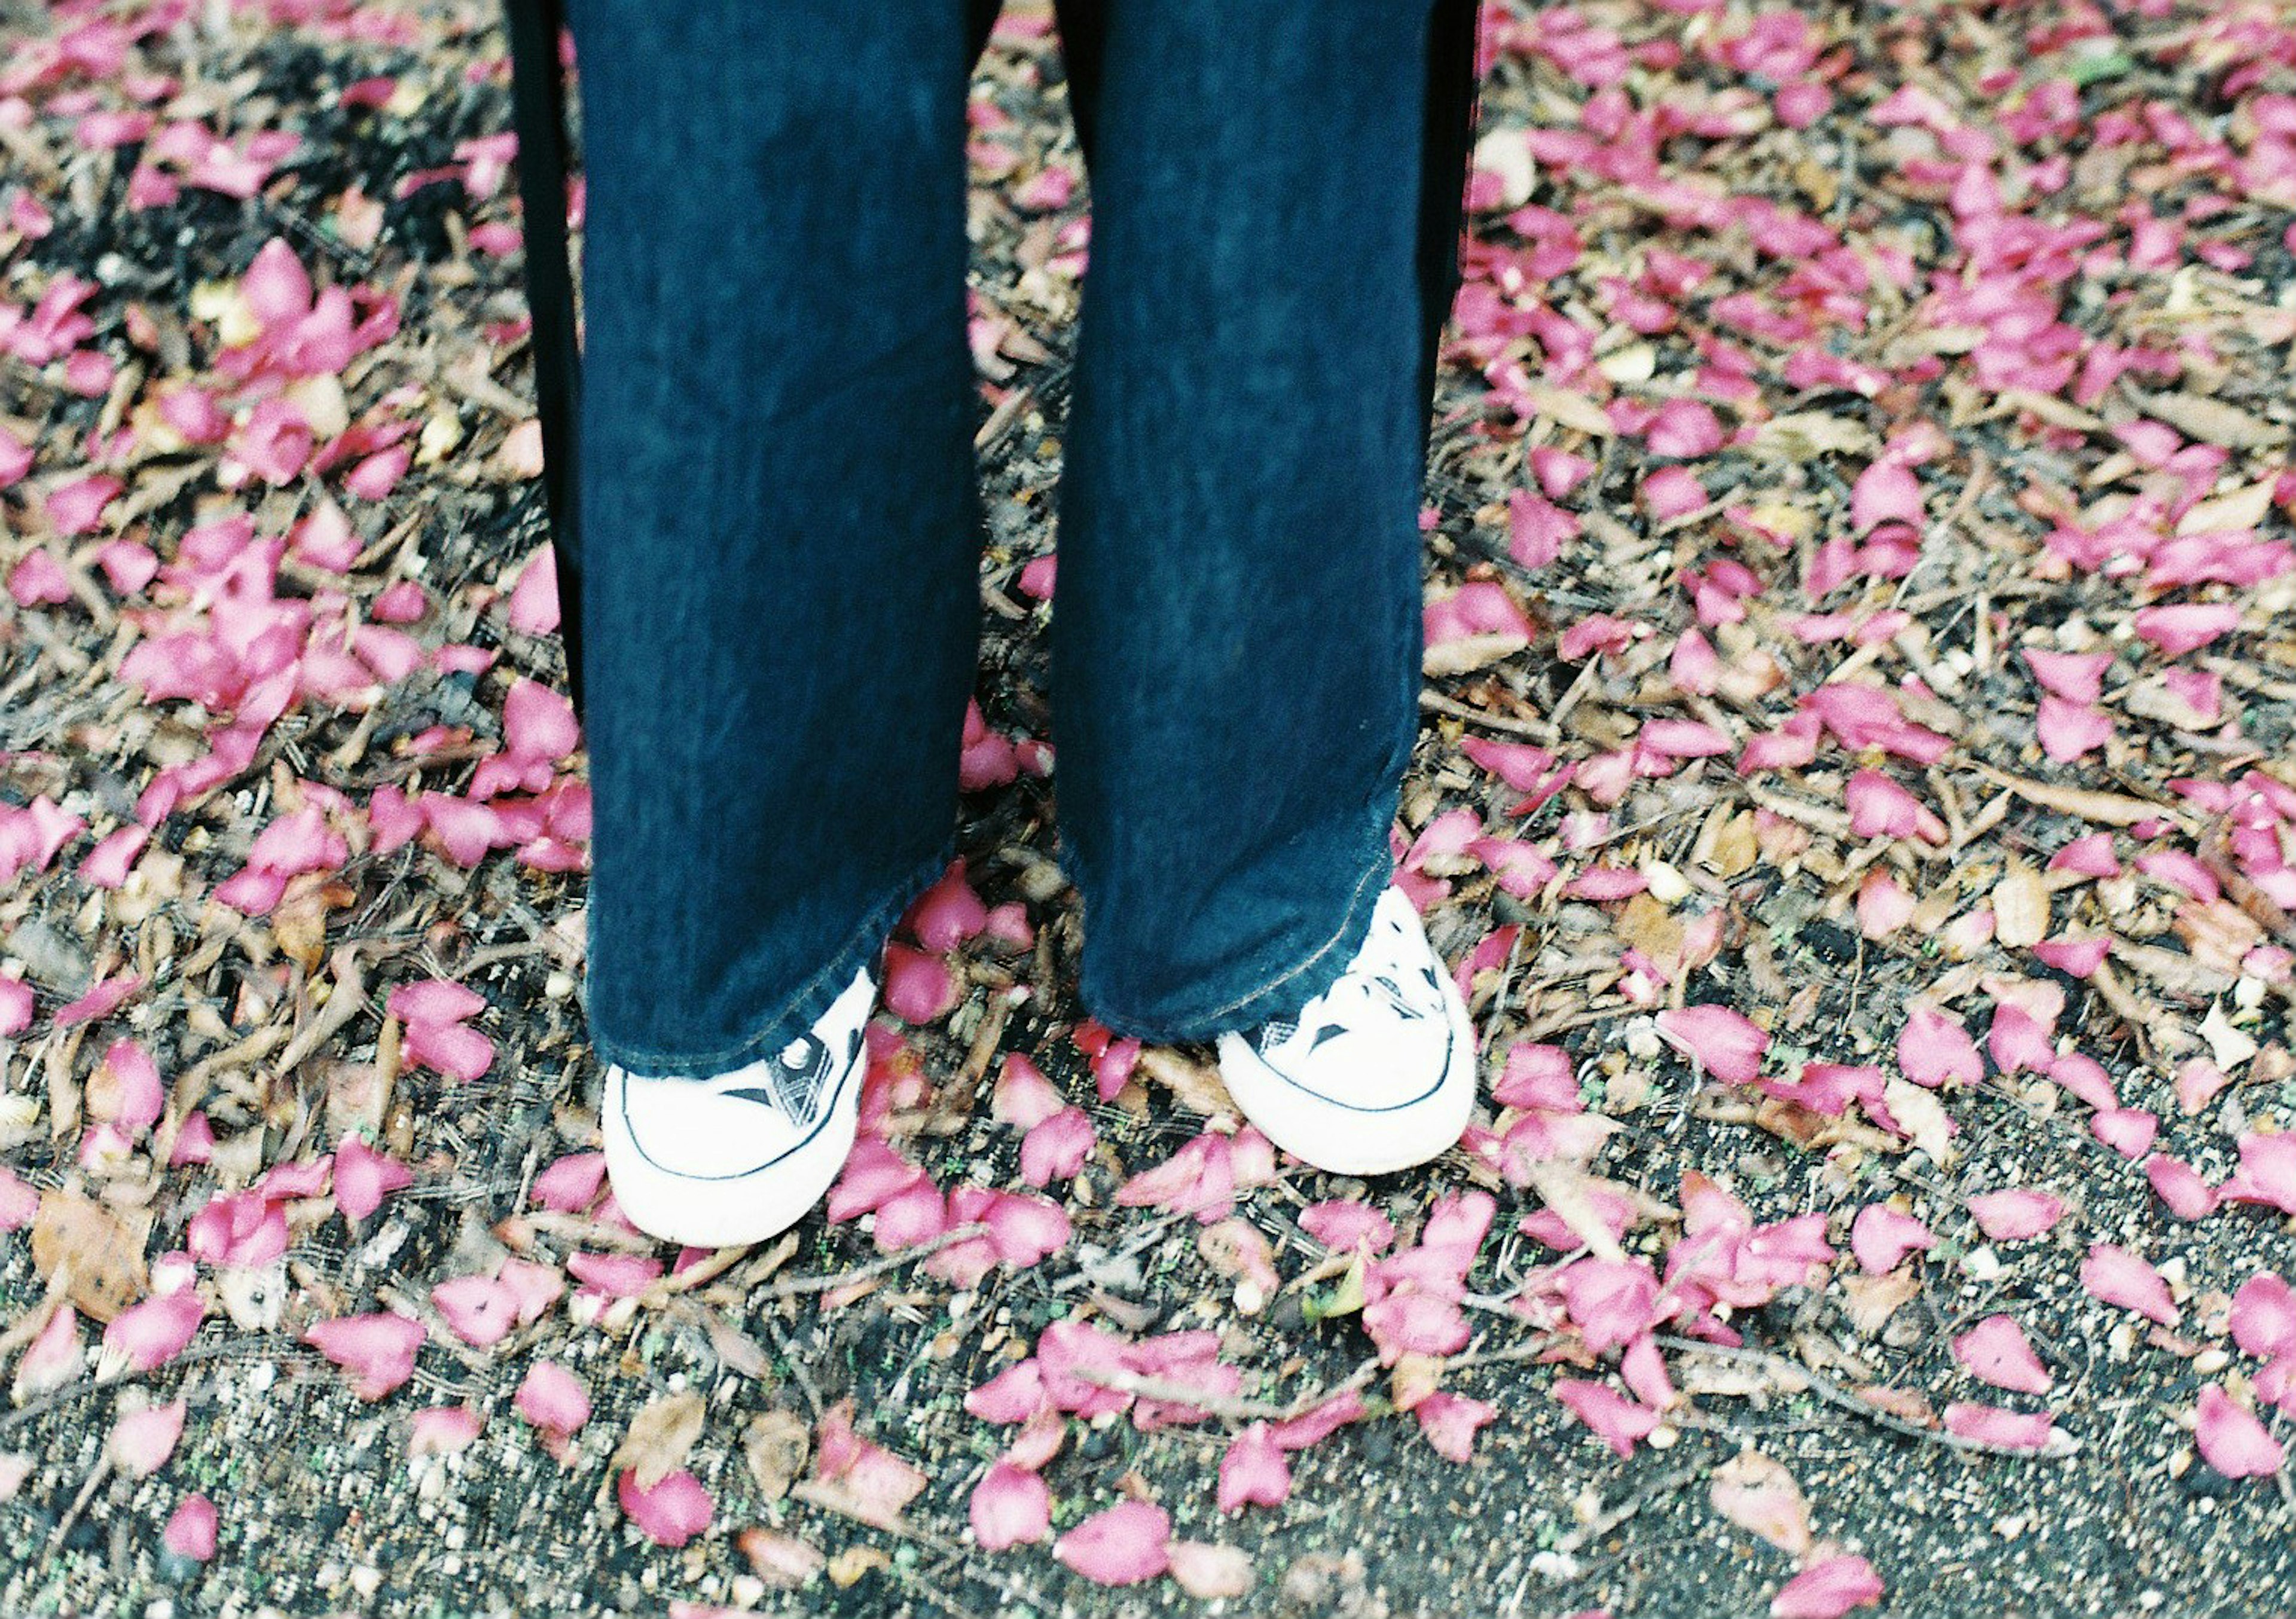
[1088,814,1396,1040]
[588,831,958,1076]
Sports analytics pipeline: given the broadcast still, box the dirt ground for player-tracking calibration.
[1,1,2293,1616]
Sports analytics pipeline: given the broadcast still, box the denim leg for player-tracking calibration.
[566,0,981,1078]
[1049,0,1471,1043]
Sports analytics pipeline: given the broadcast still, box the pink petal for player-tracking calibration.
[2032,934,2110,976]
[1897,1005,1981,1089]
[86,1037,163,1135]
[2132,602,2239,658]
[1985,1006,2056,1078]
[1559,1257,1661,1353]
[2144,1155,2219,1221]
[2174,1059,2230,1115]
[1845,768,1946,844]
[515,1361,591,1437]
[2195,1385,2285,1479]
[1412,1389,1497,1462]
[1966,1189,2065,1242]
[881,943,959,1024]
[109,1398,187,1477]
[304,1311,425,1401]
[1217,1422,1292,1513]
[2091,1107,2158,1159]
[432,1274,518,1347]
[2226,1132,2296,1215]
[969,1460,1051,1550]
[1942,1401,2055,1450]
[385,977,487,1027]
[13,1303,82,1400]
[1553,1379,1660,1458]
[2023,649,2111,703]
[2081,1242,2179,1327]
[2047,833,2121,879]
[1770,1553,1885,1618]
[162,1492,219,1560]
[990,1052,1064,1128]
[902,859,988,952]
[1655,1004,1768,1084]
[401,1018,494,1081]
[870,1175,949,1251]
[530,1151,606,1212]
[1018,1107,1095,1186]
[1052,1499,1172,1586]
[1849,1204,1936,1275]
[497,1257,565,1327]
[617,1466,712,1547]
[964,1360,1050,1426]
[332,1134,413,1221]
[1298,1198,1397,1255]
[566,1250,663,1299]
[2035,696,2113,762]
[1645,397,1723,457]
[1952,1315,2052,1395]
[2231,1273,2296,1360]
[981,1188,1071,1269]
[102,1288,204,1374]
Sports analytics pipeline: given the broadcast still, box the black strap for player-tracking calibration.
[502,0,587,723]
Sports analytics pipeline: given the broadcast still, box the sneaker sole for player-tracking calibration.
[602,1068,860,1248]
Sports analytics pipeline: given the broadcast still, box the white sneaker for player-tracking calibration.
[600,962,877,1247]
[1213,885,1477,1177]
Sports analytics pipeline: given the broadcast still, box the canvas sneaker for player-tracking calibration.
[1213,884,1477,1177]
[600,961,877,1248]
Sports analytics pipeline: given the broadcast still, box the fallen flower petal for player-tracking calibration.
[1656,1004,1768,1083]
[1770,1554,1885,1618]
[1216,1422,1292,1513]
[1553,1379,1660,1458]
[109,1398,187,1477]
[968,1459,1051,1550]
[1849,1205,1935,1275]
[2194,1385,2285,1479]
[1952,1315,2052,1395]
[161,1493,219,1561]
[515,1361,591,1439]
[617,1466,712,1547]
[1966,1189,2065,1242]
[1052,1498,1172,1586]
[304,1311,424,1401]
[2081,1243,2180,1327]
[101,1288,204,1374]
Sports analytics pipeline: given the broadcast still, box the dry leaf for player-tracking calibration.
[1710,1449,1813,1556]
[1134,1046,1236,1120]
[611,1389,705,1492]
[1993,865,2050,949]
[826,1544,890,1587]
[30,1189,151,1322]
[737,1525,826,1589]
[744,1408,811,1502]
[1839,1268,1922,1336]
[2123,387,2283,450]
[1880,1078,1958,1167]
[1170,1541,1256,1599]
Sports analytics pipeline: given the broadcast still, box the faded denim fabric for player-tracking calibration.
[563,0,1483,1078]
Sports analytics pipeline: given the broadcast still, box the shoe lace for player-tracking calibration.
[762,1032,828,1123]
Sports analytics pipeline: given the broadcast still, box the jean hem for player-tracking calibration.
[584,832,960,1080]
[1082,825,1397,1045]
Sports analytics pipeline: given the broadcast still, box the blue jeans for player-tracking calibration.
[561,0,1483,1078]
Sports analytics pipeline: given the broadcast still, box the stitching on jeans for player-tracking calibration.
[593,833,957,1074]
